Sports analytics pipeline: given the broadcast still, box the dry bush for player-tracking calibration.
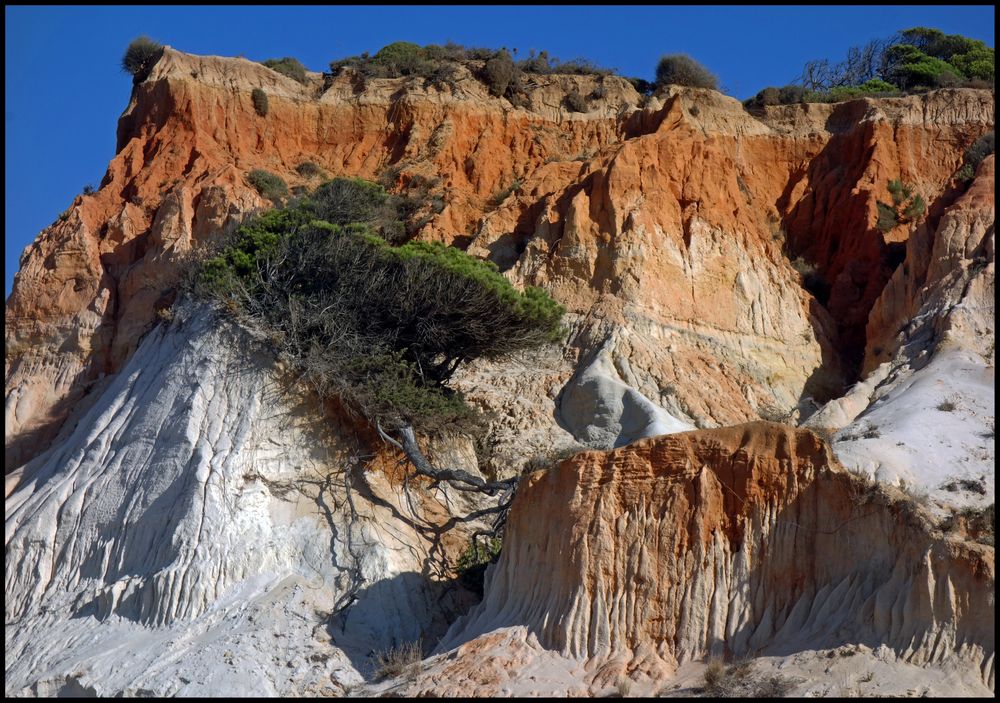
[564,90,588,112]
[122,36,164,81]
[261,56,308,84]
[372,640,423,681]
[701,658,793,697]
[522,446,581,474]
[942,503,995,545]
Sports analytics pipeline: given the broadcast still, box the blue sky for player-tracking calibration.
[4,5,995,298]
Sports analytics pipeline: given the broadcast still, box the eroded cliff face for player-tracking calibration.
[5,306,485,696]
[404,424,994,697]
[6,47,993,472]
[806,156,994,508]
[4,46,995,698]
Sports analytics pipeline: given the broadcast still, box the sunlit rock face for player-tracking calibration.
[4,43,994,698]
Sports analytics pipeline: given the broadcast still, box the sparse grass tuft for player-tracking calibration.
[942,504,995,545]
[490,178,522,206]
[862,426,881,439]
[615,677,632,697]
[372,640,423,681]
[936,400,957,412]
[701,658,794,697]
[522,446,581,474]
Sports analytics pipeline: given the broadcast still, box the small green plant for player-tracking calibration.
[955,131,995,181]
[936,400,956,412]
[82,184,95,196]
[490,178,522,206]
[251,88,269,117]
[456,534,503,597]
[877,180,925,232]
[456,536,502,573]
[876,202,899,232]
[246,169,288,203]
[655,54,718,90]
[121,36,164,81]
[261,56,308,84]
[371,640,422,681]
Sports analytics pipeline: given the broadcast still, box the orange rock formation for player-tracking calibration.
[5,47,994,473]
[428,423,994,694]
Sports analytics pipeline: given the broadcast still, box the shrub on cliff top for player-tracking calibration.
[482,49,518,97]
[796,26,993,98]
[654,54,718,90]
[122,36,164,81]
[261,56,308,84]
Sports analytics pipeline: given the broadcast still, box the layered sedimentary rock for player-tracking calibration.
[6,47,993,472]
[413,423,994,696]
[4,45,995,698]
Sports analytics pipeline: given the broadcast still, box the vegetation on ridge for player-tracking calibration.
[261,56,308,84]
[746,26,993,109]
[654,54,718,90]
[327,41,619,106]
[121,36,164,82]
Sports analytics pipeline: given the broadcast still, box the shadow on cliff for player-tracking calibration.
[323,570,476,678]
[780,100,969,399]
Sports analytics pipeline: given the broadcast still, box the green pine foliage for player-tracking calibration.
[955,131,995,181]
[781,26,993,108]
[194,177,565,430]
[876,180,925,232]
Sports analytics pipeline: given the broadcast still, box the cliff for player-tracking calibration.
[411,424,993,697]
[4,46,995,697]
[6,48,993,474]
